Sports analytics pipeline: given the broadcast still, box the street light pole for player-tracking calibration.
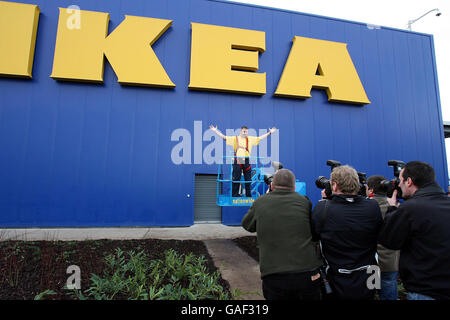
[407,8,441,31]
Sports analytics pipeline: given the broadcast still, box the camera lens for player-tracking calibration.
[380,179,392,194]
[315,176,329,189]
[264,174,273,186]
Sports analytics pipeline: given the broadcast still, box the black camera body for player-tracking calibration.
[264,161,284,191]
[380,160,406,199]
[315,176,333,199]
[315,160,367,198]
[357,172,367,197]
[315,160,341,198]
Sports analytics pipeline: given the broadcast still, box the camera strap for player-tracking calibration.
[319,200,330,273]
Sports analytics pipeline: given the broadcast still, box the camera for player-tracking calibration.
[357,172,367,197]
[264,161,284,191]
[315,160,341,198]
[315,160,367,198]
[380,160,406,199]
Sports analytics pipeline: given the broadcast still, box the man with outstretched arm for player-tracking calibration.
[210,125,276,197]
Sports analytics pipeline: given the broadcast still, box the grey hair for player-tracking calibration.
[273,169,295,189]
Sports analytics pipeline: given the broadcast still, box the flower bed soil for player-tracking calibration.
[232,236,259,262]
[0,239,230,300]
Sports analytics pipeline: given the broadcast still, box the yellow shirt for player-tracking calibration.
[226,136,260,157]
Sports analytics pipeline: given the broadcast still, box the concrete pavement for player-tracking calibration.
[205,239,263,300]
[0,224,254,241]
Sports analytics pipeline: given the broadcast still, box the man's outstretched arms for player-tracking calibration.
[259,127,277,140]
[209,125,226,140]
[210,125,277,140]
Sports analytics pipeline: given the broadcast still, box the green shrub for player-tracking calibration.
[69,248,230,300]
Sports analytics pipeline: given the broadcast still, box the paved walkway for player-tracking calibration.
[0,224,264,300]
[0,224,253,241]
[204,239,263,300]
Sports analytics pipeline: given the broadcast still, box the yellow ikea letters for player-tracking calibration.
[275,36,370,104]
[0,1,39,78]
[188,22,266,95]
[1,1,370,105]
[50,8,175,87]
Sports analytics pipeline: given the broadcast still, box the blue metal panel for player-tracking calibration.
[0,0,447,227]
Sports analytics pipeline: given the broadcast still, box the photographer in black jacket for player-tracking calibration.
[312,165,383,300]
[378,161,450,300]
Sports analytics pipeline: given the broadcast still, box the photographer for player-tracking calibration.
[241,169,323,300]
[366,175,400,300]
[312,165,382,300]
[378,161,450,300]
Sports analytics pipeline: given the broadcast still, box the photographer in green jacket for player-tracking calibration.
[242,169,323,300]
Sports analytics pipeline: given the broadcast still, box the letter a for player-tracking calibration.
[275,36,370,105]
[366,265,381,290]
[66,265,81,290]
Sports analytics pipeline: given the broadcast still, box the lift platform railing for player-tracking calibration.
[216,156,268,206]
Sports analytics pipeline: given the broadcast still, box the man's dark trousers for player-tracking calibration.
[262,271,322,300]
[232,158,252,197]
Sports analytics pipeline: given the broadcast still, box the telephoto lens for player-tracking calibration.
[315,176,329,190]
[381,160,406,199]
[264,161,284,190]
[357,172,367,196]
[315,176,332,199]
[380,179,393,195]
[264,174,273,186]
[315,160,341,199]
[380,178,403,199]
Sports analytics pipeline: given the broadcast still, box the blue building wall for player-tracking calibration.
[0,0,447,227]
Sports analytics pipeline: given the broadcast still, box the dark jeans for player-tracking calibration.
[407,292,435,300]
[262,271,322,300]
[232,158,252,197]
[379,271,398,300]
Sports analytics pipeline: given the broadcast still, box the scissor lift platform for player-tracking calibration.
[216,156,306,206]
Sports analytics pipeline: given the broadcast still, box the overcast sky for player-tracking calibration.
[227,0,450,177]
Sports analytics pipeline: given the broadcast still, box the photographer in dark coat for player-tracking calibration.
[378,161,450,300]
[312,165,383,300]
[242,169,323,300]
